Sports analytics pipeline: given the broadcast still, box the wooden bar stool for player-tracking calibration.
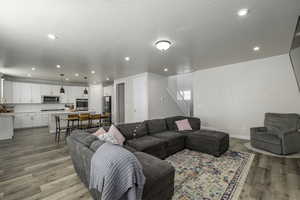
[55,115,68,144]
[66,114,79,136]
[89,114,101,128]
[79,113,90,129]
[101,113,111,126]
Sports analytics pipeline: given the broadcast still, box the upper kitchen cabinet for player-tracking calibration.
[40,84,60,96]
[12,82,41,104]
[2,80,13,104]
[31,83,41,103]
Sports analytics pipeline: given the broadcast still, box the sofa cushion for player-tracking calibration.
[152,131,186,146]
[146,119,167,134]
[117,122,148,140]
[126,136,167,151]
[70,130,99,147]
[165,116,186,130]
[251,132,281,145]
[187,117,201,130]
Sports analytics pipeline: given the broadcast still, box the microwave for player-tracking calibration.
[42,96,60,104]
[75,98,88,111]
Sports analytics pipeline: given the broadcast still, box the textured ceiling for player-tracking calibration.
[0,0,299,83]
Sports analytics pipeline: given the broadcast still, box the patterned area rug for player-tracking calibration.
[166,149,255,200]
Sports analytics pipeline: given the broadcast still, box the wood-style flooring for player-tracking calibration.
[0,127,299,200]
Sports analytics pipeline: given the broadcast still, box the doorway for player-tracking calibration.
[116,83,125,124]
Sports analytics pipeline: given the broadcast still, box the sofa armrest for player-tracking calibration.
[250,127,267,135]
[278,129,300,154]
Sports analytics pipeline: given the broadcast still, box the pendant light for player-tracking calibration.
[83,76,88,96]
[60,74,65,94]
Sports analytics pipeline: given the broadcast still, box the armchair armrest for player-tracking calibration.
[278,129,300,154]
[250,127,267,134]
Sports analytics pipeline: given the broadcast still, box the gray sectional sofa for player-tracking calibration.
[67,116,229,200]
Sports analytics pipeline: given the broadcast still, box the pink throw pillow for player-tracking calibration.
[175,119,193,131]
[93,127,106,136]
[108,125,125,145]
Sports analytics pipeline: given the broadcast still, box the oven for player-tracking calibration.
[75,98,88,111]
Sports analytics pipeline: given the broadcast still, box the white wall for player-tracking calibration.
[114,73,148,123]
[148,73,183,119]
[193,54,300,139]
[89,84,103,113]
[103,85,113,96]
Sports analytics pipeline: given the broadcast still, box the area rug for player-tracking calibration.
[244,142,300,158]
[166,149,254,200]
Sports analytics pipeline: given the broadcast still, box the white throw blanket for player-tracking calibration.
[89,142,145,200]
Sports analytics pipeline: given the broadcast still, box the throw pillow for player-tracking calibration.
[98,132,119,145]
[108,125,125,145]
[93,127,106,136]
[175,119,193,131]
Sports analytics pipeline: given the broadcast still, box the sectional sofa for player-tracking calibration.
[67,116,229,200]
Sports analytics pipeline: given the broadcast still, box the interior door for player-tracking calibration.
[116,83,125,124]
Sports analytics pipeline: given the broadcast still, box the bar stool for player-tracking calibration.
[79,113,90,129]
[89,114,101,128]
[55,115,68,144]
[101,113,111,126]
[66,114,79,136]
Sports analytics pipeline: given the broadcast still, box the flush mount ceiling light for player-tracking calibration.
[47,33,57,40]
[65,78,69,81]
[237,8,249,17]
[155,40,172,51]
[56,65,61,69]
[106,77,110,81]
[124,57,130,61]
[253,46,260,51]
[75,73,79,77]
[164,68,168,72]
[31,67,36,71]
[27,73,32,77]
[91,70,95,74]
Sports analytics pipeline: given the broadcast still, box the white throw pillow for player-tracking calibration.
[98,132,118,145]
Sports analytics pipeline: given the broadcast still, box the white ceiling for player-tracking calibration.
[0,0,299,83]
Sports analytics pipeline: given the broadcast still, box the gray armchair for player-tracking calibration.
[250,113,300,155]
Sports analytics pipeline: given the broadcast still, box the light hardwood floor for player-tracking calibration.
[0,127,299,200]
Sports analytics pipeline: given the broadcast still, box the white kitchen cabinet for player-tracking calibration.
[3,80,13,104]
[14,112,49,129]
[31,83,41,103]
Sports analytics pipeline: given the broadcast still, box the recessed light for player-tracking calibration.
[253,46,260,51]
[56,65,61,69]
[155,40,172,51]
[237,8,249,17]
[106,77,110,81]
[91,70,96,74]
[47,34,57,40]
[75,73,79,77]
[125,57,130,61]
[65,78,69,81]
[27,73,32,77]
[164,68,168,72]
[31,67,36,71]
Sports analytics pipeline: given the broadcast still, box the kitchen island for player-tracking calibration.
[0,113,14,140]
[48,111,97,134]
